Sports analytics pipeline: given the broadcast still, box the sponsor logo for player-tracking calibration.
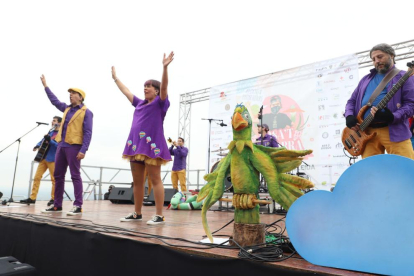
[316,88,323,93]
[322,132,329,138]
[212,144,220,148]
[319,115,330,120]
[339,76,345,81]
[329,104,342,108]
[225,104,230,111]
[318,97,328,102]
[317,74,323,78]
[330,87,339,90]
[335,142,343,148]
[333,155,346,158]
[349,75,353,79]
[300,164,316,170]
[316,67,327,72]
[318,105,325,111]
[344,68,351,73]
[340,62,345,67]
[333,113,339,119]
[328,70,342,75]
[332,94,340,100]
[324,80,335,83]
[335,129,341,135]
[321,144,331,150]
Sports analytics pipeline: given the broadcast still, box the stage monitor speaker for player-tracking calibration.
[0,256,36,275]
[146,188,178,204]
[109,187,134,204]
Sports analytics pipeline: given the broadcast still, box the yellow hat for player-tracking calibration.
[68,88,86,100]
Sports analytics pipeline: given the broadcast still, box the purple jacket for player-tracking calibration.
[169,146,188,171]
[345,67,414,142]
[45,87,93,153]
[254,133,279,147]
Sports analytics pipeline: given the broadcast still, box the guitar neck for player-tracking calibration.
[360,69,413,131]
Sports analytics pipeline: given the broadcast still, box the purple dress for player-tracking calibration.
[123,95,172,165]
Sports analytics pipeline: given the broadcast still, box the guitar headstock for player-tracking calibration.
[407,61,414,76]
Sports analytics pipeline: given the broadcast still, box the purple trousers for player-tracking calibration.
[54,146,83,208]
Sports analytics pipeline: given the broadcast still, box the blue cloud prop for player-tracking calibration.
[286,154,414,275]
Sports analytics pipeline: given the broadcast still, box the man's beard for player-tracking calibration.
[271,106,281,114]
[376,56,392,74]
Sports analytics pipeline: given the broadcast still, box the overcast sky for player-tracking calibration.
[0,0,411,200]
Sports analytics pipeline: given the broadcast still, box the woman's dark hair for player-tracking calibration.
[54,116,62,123]
[144,79,161,93]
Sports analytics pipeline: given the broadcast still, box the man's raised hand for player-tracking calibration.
[40,74,48,87]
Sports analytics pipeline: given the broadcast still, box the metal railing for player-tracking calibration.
[27,161,205,200]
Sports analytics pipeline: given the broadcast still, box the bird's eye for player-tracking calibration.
[244,114,249,119]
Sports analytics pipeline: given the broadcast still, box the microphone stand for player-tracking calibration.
[259,105,264,146]
[202,118,226,173]
[0,122,46,203]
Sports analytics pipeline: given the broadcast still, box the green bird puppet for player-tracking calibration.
[197,104,314,242]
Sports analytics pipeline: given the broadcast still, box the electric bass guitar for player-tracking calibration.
[34,125,57,162]
[342,61,414,156]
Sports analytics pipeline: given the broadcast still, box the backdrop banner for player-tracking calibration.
[208,54,359,190]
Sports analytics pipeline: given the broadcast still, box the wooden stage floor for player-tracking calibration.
[0,200,372,276]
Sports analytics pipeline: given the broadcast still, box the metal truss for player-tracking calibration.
[357,39,414,68]
[178,39,414,170]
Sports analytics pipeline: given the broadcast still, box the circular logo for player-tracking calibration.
[322,132,329,139]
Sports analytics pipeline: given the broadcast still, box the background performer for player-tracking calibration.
[20,116,61,206]
[169,137,188,192]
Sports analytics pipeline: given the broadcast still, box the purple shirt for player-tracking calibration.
[45,87,93,153]
[345,67,414,142]
[123,95,172,161]
[169,145,188,171]
[254,133,279,147]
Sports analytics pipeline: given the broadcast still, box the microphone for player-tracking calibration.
[219,122,227,127]
[36,122,49,125]
[258,105,263,119]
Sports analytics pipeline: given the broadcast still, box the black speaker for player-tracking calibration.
[0,256,36,275]
[109,188,134,204]
[146,188,178,204]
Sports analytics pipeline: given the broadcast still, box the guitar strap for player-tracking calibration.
[366,67,401,106]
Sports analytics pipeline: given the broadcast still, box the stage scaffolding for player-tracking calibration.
[178,39,414,171]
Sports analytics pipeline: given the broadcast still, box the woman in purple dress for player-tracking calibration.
[112,52,174,225]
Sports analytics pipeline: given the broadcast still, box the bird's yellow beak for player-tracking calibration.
[232,112,248,131]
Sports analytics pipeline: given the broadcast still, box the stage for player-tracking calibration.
[0,201,371,276]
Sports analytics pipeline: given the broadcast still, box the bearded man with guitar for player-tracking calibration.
[343,43,414,159]
[20,116,61,206]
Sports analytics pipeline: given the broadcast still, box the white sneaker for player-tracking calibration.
[67,206,82,216]
[120,212,142,222]
[146,215,165,225]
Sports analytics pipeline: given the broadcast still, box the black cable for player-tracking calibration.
[0,212,236,250]
[343,147,358,166]
[0,212,301,262]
